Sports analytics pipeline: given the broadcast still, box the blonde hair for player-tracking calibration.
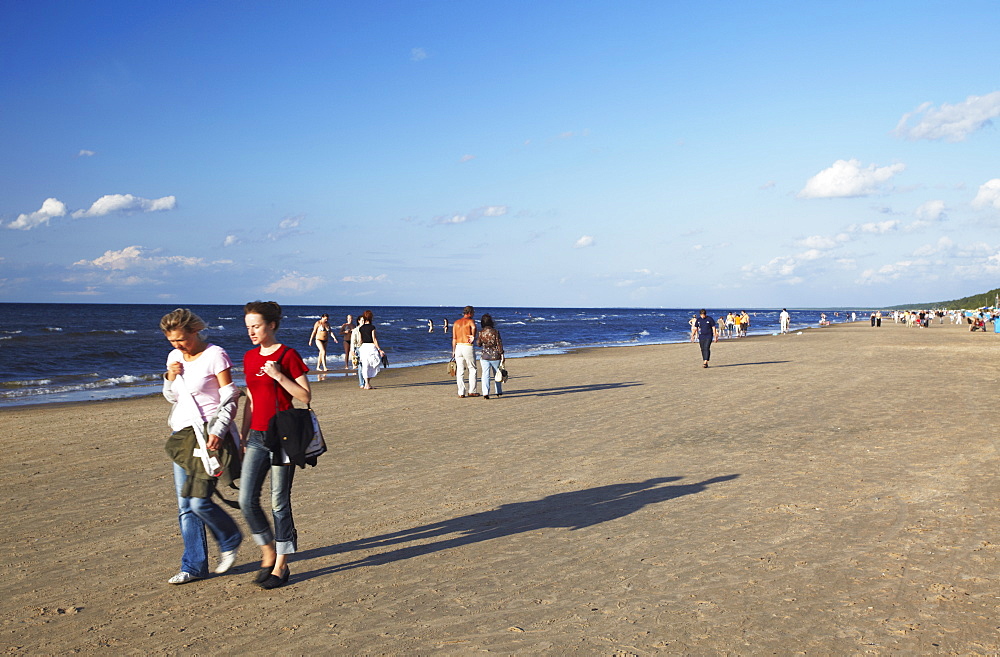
[159,308,207,334]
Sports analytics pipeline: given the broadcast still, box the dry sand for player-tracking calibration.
[3,320,999,654]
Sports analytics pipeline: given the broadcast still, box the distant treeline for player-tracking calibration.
[891,287,1000,310]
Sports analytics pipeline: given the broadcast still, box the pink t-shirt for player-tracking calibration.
[166,344,233,431]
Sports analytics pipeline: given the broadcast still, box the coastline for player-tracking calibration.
[5,320,998,653]
[0,321,824,410]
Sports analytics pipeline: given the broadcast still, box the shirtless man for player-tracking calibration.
[452,306,478,398]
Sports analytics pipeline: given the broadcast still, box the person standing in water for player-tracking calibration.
[308,313,337,372]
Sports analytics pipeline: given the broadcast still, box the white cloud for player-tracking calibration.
[6,198,68,230]
[894,91,1000,142]
[73,245,206,270]
[341,274,389,283]
[435,205,508,225]
[77,149,95,157]
[913,236,954,257]
[263,272,325,294]
[223,234,241,247]
[460,154,475,163]
[797,233,850,249]
[411,47,428,62]
[972,179,1000,211]
[850,220,900,234]
[915,200,947,221]
[278,216,301,230]
[798,159,905,199]
[574,235,595,248]
[72,193,177,218]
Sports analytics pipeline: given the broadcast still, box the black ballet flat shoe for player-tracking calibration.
[259,566,290,590]
[254,566,275,585]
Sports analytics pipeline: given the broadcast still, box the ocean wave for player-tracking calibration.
[0,372,161,400]
[44,327,63,332]
[87,329,138,335]
[528,341,573,351]
[0,378,54,388]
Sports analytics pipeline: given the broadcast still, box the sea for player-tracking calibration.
[0,303,857,407]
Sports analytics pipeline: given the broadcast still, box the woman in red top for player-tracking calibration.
[239,300,311,589]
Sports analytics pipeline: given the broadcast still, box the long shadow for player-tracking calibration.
[291,474,740,582]
[710,360,791,368]
[503,381,642,397]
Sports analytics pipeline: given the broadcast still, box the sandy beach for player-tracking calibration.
[3,319,999,654]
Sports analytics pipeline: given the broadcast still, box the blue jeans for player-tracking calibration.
[356,348,364,387]
[481,359,503,396]
[239,430,297,555]
[173,462,242,577]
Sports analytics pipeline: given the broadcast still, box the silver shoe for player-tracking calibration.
[168,571,202,585]
[215,549,239,574]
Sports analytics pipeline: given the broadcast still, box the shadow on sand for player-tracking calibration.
[291,474,740,582]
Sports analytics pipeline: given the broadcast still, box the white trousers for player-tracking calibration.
[454,344,477,396]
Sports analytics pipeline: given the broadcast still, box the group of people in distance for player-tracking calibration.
[308,312,387,389]
[690,310,754,342]
[451,305,506,399]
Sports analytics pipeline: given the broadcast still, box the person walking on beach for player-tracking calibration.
[779,308,790,334]
[160,308,242,585]
[477,313,504,399]
[307,313,337,372]
[452,306,478,397]
[240,300,312,589]
[339,314,356,370]
[352,309,385,390]
[694,309,719,368]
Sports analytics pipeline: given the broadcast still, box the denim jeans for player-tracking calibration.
[356,348,364,387]
[173,462,242,577]
[239,430,297,555]
[699,337,713,362]
[481,359,503,396]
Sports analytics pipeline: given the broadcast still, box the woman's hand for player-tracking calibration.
[263,360,282,380]
[166,361,183,380]
[206,433,221,451]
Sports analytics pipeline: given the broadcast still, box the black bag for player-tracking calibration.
[266,407,327,468]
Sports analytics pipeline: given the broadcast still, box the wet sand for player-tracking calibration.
[3,319,999,653]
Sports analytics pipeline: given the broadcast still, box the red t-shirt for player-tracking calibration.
[244,345,309,431]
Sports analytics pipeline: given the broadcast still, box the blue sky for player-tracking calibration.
[2,1,999,308]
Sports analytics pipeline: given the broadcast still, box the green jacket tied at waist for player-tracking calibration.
[165,426,240,498]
